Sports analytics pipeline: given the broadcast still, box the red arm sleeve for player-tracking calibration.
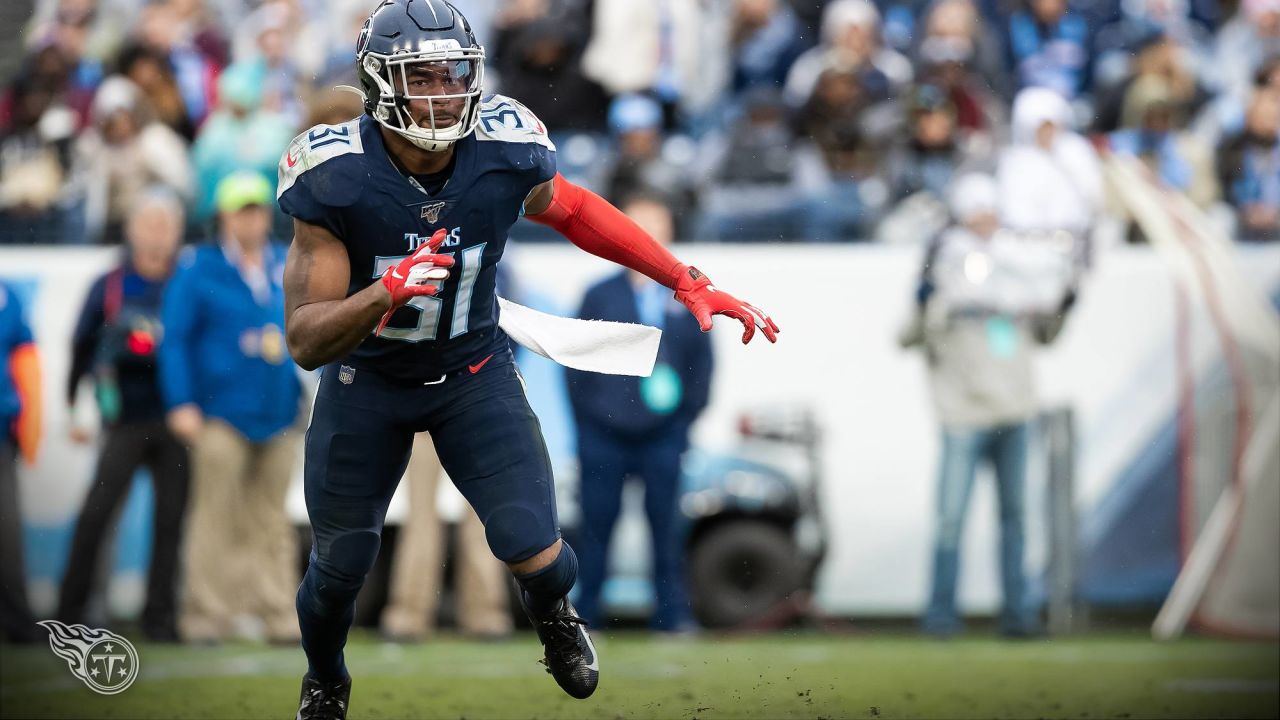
[526,173,687,289]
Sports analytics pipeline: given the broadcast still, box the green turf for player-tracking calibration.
[1,631,1277,719]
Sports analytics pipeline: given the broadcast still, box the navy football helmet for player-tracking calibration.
[356,0,484,152]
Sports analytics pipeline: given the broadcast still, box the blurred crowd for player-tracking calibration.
[1,0,1277,246]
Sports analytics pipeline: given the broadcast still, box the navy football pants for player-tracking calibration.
[296,350,559,681]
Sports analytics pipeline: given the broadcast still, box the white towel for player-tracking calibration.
[496,296,661,377]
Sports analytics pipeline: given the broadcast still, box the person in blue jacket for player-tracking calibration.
[0,280,41,643]
[565,194,714,633]
[158,171,303,644]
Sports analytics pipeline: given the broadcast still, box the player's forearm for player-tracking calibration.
[526,174,686,288]
[286,283,391,371]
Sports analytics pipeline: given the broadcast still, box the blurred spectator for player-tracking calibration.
[1092,32,1214,135]
[567,195,713,632]
[900,173,1068,638]
[997,87,1102,238]
[23,2,107,126]
[603,94,698,236]
[304,86,366,129]
[1213,0,1280,109]
[793,66,897,240]
[877,83,993,244]
[728,0,809,94]
[887,84,991,204]
[1006,0,1090,100]
[695,87,828,240]
[159,172,301,643]
[0,280,41,644]
[233,1,306,127]
[314,0,378,87]
[71,75,193,244]
[116,43,197,140]
[785,0,912,108]
[490,0,608,131]
[190,62,295,223]
[1092,0,1214,92]
[914,0,1011,103]
[0,76,77,244]
[582,0,729,127]
[916,37,1008,146]
[171,0,232,67]
[1108,75,1219,234]
[1218,84,1280,241]
[57,190,189,642]
[132,0,223,128]
[380,435,512,641]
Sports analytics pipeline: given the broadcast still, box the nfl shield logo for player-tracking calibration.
[420,202,446,223]
[338,365,355,385]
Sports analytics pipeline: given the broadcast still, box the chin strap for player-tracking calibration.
[526,173,687,289]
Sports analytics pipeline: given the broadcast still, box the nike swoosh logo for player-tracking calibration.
[468,354,494,374]
[391,268,403,279]
[286,151,299,168]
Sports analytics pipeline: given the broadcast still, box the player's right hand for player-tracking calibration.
[376,228,455,336]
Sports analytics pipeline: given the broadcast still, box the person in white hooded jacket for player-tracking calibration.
[996,87,1103,240]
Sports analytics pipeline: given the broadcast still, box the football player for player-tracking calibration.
[280,1,779,717]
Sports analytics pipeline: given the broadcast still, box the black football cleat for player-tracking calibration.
[523,593,599,699]
[296,673,351,720]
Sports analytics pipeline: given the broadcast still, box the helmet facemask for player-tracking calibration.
[361,41,484,153]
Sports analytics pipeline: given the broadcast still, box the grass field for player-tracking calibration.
[1,630,1277,719]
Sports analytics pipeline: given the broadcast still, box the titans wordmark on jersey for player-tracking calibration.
[277,94,555,381]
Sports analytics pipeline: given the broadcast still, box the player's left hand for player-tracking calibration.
[673,266,780,345]
[376,228,455,336]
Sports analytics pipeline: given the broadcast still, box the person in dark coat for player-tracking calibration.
[566,194,714,632]
[59,190,189,642]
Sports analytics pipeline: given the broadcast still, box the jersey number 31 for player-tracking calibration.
[371,243,485,342]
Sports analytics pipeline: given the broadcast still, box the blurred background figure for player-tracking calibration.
[158,172,300,643]
[489,0,606,131]
[997,87,1102,241]
[696,87,826,241]
[912,0,1011,107]
[786,0,911,109]
[581,0,727,128]
[877,82,993,244]
[727,0,808,96]
[900,173,1071,638]
[567,195,714,633]
[1006,0,1090,100]
[0,280,41,644]
[1091,31,1212,136]
[380,435,512,642]
[1213,0,1280,110]
[70,75,193,244]
[1106,75,1219,241]
[602,94,698,238]
[0,74,77,245]
[1218,67,1280,241]
[231,1,306,128]
[58,190,189,642]
[190,61,294,225]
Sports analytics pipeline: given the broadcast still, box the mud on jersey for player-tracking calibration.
[277,94,555,382]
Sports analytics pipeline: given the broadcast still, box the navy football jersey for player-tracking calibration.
[277,94,555,382]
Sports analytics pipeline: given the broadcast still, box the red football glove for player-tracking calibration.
[673,266,780,344]
[375,228,454,336]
